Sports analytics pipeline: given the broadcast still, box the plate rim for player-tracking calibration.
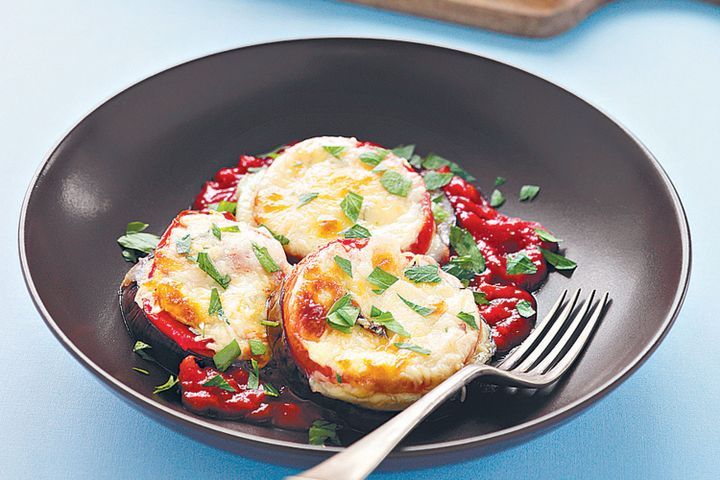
[17,37,692,457]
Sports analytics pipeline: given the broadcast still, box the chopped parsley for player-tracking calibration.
[333,255,353,278]
[326,293,360,333]
[370,306,410,337]
[252,242,280,273]
[202,375,237,392]
[423,171,453,190]
[309,420,341,446]
[449,226,485,272]
[441,256,477,282]
[197,252,231,289]
[397,294,434,316]
[153,375,178,394]
[259,224,290,245]
[495,176,507,187]
[249,339,267,356]
[380,170,412,197]
[403,265,441,284]
[506,251,538,275]
[247,359,260,390]
[340,191,363,223]
[519,185,540,201]
[367,267,399,294]
[457,311,479,330]
[516,300,536,318]
[539,247,577,270]
[393,342,431,355]
[298,192,319,206]
[323,145,346,158]
[490,189,505,208]
[432,203,450,224]
[535,228,561,243]
[340,223,371,239]
[213,339,241,371]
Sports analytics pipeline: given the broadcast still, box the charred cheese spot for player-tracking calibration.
[134,210,290,366]
[252,136,434,258]
[282,238,495,410]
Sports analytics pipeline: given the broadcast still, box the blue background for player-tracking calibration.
[3,1,719,478]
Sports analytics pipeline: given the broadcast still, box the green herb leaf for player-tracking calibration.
[309,420,341,446]
[197,252,231,289]
[422,154,475,182]
[495,176,507,187]
[472,291,490,305]
[359,149,388,167]
[490,189,505,208]
[247,359,260,390]
[259,224,290,245]
[516,300,536,318]
[249,339,267,356]
[132,367,149,375]
[247,166,264,173]
[519,185,540,201]
[408,154,424,169]
[335,373,343,383]
[393,342,431,355]
[220,225,240,233]
[323,145,346,158]
[334,255,353,278]
[260,320,280,327]
[252,242,280,273]
[298,192,319,206]
[380,170,412,197]
[122,249,139,263]
[153,375,178,394]
[117,232,160,254]
[211,223,222,240]
[432,203,450,224]
[258,144,285,159]
[202,374,237,392]
[340,191,363,223]
[432,194,445,204]
[367,267,399,294]
[263,383,280,397]
[133,340,151,352]
[449,226,485,272]
[369,306,410,337]
[506,251,538,275]
[176,234,192,254]
[211,201,237,214]
[423,171,453,190]
[457,311,479,330]
[441,256,478,282]
[535,228,561,243]
[539,247,577,270]
[340,223,371,239]
[397,294,434,316]
[213,339,241,371]
[391,144,415,160]
[208,287,225,319]
[326,293,360,333]
[403,265,441,284]
[126,222,149,234]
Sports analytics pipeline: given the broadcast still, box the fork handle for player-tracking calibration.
[285,364,485,480]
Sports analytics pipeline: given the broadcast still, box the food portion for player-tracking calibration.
[280,237,493,410]
[122,210,289,366]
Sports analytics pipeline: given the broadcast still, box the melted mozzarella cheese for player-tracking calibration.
[252,136,432,258]
[283,238,494,410]
[134,211,289,365]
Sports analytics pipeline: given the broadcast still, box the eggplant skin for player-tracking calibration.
[120,282,207,373]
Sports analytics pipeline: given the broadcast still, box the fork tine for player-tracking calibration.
[529,290,596,374]
[498,289,574,371]
[541,292,609,383]
[510,289,581,372]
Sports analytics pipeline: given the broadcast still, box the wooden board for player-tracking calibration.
[344,0,716,37]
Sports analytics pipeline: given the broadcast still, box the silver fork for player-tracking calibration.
[287,289,609,480]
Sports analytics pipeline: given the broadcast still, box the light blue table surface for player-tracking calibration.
[3,1,719,478]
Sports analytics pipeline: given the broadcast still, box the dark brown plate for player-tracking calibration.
[19,38,690,468]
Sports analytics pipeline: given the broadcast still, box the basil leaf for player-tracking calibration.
[516,299,536,318]
[393,342,431,355]
[132,367,149,375]
[409,154,424,169]
[340,223,371,239]
[449,226,485,272]
[519,185,540,201]
[197,252,231,288]
[263,383,280,397]
[432,204,450,224]
[202,374,237,392]
[252,242,280,273]
[340,191,363,223]
[422,154,476,182]
[506,251,538,275]
[334,255,353,278]
[432,194,445,204]
[260,320,280,327]
[249,339,267,355]
[309,420,341,446]
[423,171,453,190]
[208,287,225,319]
[323,145,346,158]
[391,144,415,160]
[133,340,151,352]
[176,234,191,254]
[247,358,260,390]
[117,232,160,254]
[298,192,319,206]
[403,265,441,284]
[535,228,562,243]
[211,201,237,214]
[380,170,412,197]
[472,291,490,305]
[367,267,399,293]
[397,294,434,316]
[326,293,360,333]
[335,373,343,383]
[369,306,410,337]
[259,224,290,245]
[220,225,240,233]
[457,311,479,330]
[126,222,148,234]
[495,176,506,187]
[247,166,264,173]
[490,189,505,208]
[257,144,284,159]
[211,223,222,240]
[359,149,388,167]
[213,339,241,371]
[539,247,577,270]
[441,258,477,282]
[153,375,178,394]
[122,249,139,263]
